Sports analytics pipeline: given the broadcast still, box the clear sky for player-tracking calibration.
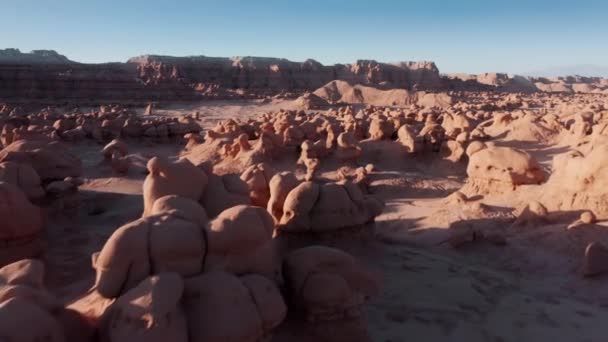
[2,0,607,74]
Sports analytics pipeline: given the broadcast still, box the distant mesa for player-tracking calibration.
[0,48,75,64]
[0,48,607,104]
[524,65,608,78]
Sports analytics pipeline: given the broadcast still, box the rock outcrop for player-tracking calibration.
[0,140,82,181]
[0,259,93,341]
[0,182,44,267]
[278,181,384,233]
[0,51,445,104]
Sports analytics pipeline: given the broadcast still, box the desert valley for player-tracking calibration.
[1,48,608,341]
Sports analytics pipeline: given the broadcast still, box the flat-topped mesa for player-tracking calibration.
[0,50,447,103]
[0,48,75,64]
[3,49,606,104]
[127,55,444,91]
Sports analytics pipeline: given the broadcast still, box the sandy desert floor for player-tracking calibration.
[8,96,598,342]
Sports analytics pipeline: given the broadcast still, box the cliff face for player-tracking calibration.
[0,49,74,64]
[0,51,444,104]
[2,49,606,104]
[0,63,197,104]
[128,55,444,91]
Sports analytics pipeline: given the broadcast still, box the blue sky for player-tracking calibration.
[2,0,607,74]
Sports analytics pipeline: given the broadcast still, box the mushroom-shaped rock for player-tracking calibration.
[183,272,286,342]
[539,145,608,216]
[283,246,379,322]
[0,161,44,200]
[240,274,288,332]
[279,181,320,232]
[101,119,125,139]
[440,140,465,162]
[150,195,208,226]
[283,126,305,147]
[580,211,597,224]
[267,171,299,223]
[465,141,487,157]
[466,146,546,186]
[368,117,394,140]
[396,125,417,153]
[442,112,472,138]
[93,202,208,299]
[583,242,608,277]
[279,182,384,233]
[100,273,188,342]
[184,133,204,151]
[567,210,598,230]
[418,123,445,151]
[0,182,44,267]
[235,132,281,166]
[201,172,250,218]
[309,182,383,232]
[303,157,320,182]
[0,259,93,342]
[110,153,130,174]
[335,132,362,162]
[0,140,82,181]
[206,205,279,280]
[148,215,207,278]
[92,219,151,298]
[143,157,208,217]
[299,139,329,163]
[240,163,276,208]
[144,104,153,115]
[102,139,128,161]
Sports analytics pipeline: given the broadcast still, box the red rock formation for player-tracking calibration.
[3,49,606,104]
[0,49,447,104]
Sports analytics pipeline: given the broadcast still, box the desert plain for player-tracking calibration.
[1,50,608,341]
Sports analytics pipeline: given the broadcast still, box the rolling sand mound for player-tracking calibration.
[313,80,452,107]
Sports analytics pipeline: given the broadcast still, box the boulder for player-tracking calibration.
[102,139,128,161]
[0,140,82,180]
[335,132,362,162]
[143,157,208,217]
[240,163,276,208]
[206,205,280,281]
[0,161,45,200]
[0,259,93,342]
[267,171,299,223]
[583,242,608,277]
[100,273,188,342]
[0,182,44,267]
[93,197,207,298]
[283,246,379,321]
[540,144,608,215]
[200,172,250,218]
[183,272,286,342]
[279,182,384,233]
[466,146,546,186]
